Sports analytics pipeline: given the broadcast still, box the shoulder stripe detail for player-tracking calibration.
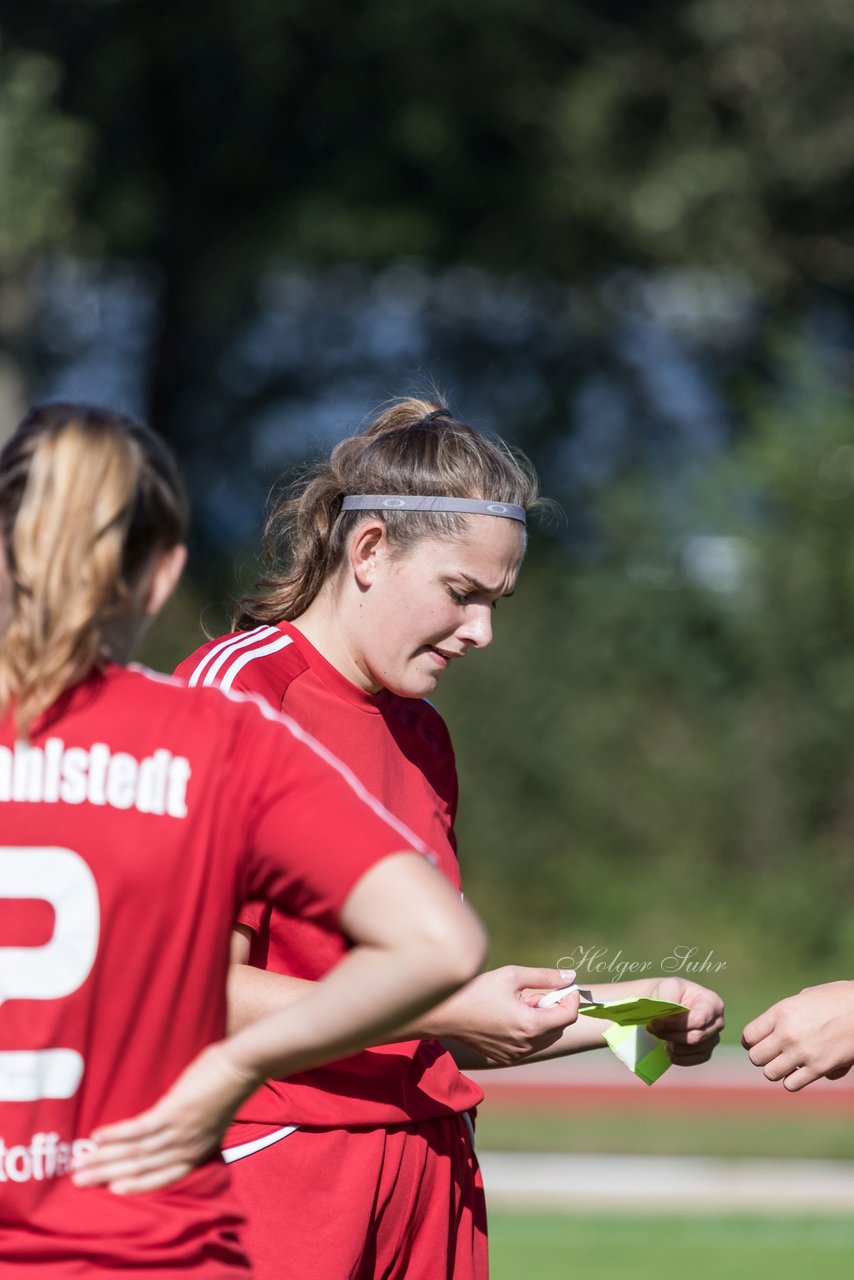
[186,627,278,688]
[218,634,295,692]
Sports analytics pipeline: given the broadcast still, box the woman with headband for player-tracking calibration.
[176,399,725,1280]
[0,403,485,1277]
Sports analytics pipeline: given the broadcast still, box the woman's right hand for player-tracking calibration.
[72,1042,261,1195]
[742,980,854,1091]
[418,965,581,1066]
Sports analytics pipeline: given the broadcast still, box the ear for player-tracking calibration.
[348,521,389,589]
[143,543,188,617]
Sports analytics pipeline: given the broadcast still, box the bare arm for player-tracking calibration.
[415,972,724,1070]
[226,933,723,1075]
[74,853,486,1194]
[227,926,313,1034]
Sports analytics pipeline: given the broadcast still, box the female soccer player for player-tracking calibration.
[177,399,726,1280]
[0,402,486,1277]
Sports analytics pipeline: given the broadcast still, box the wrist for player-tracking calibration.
[205,1039,266,1099]
[407,986,467,1041]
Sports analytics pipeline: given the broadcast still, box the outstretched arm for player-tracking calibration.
[226,926,313,1033]
[223,959,723,1072]
[426,972,724,1070]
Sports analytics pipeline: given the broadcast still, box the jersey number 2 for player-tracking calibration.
[0,847,100,1102]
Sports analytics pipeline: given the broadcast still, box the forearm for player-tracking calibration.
[227,964,314,1034]
[443,1016,610,1070]
[225,932,480,1083]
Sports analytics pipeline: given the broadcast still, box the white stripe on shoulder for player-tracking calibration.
[189,627,280,688]
[212,683,432,858]
[218,633,295,692]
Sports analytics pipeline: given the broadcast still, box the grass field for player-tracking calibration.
[475,1108,854,1159]
[489,1213,854,1280]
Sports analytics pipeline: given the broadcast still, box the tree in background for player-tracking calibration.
[3,0,854,457]
[441,367,854,987]
[0,43,90,434]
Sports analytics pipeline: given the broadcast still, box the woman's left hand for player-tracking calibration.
[72,1042,260,1195]
[646,977,725,1065]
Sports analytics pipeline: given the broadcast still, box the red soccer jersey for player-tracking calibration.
[176,622,483,1139]
[0,663,424,1278]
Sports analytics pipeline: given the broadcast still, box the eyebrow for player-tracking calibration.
[455,573,515,599]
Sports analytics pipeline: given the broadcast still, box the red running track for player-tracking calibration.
[470,1049,854,1114]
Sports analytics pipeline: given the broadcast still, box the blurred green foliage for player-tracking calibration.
[7,1,854,288]
[432,376,854,989]
[0,50,90,265]
[5,0,854,443]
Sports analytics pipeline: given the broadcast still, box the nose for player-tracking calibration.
[458,604,493,650]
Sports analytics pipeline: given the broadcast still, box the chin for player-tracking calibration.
[385,670,439,700]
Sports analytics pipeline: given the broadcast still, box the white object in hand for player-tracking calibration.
[537,984,579,1009]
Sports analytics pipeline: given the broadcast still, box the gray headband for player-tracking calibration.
[341,495,527,524]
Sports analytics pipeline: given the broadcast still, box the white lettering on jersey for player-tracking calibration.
[0,848,98,1005]
[0,739,192,817]
[0,1132,95,1182]
[0,847,99,1102]
[0,1050,84,1101]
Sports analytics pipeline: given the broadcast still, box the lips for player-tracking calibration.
[426,646,464,666]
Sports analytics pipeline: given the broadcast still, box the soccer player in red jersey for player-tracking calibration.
[0,403,486,1278]
[176,399,726,1280]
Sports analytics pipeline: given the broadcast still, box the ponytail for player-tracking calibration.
[0,403,188,737]
[235,398,539,629]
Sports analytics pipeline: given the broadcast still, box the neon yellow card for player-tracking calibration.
[578,994,688,1085]
[578,995,688,1027]
[602,1024,672,1085]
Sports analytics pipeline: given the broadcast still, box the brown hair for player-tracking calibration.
[234,398,540,629]
[0,403,189,737]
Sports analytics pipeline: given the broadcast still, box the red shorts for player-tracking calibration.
[228,1113,487,1280]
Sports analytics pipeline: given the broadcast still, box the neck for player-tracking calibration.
[102,613,146,667]
[291,590,381,694]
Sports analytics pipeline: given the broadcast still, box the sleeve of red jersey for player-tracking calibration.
[236,898,268,934]
[235,701,435,927]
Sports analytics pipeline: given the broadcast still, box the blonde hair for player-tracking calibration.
[0,403,189,737]
[235,398,540,629]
